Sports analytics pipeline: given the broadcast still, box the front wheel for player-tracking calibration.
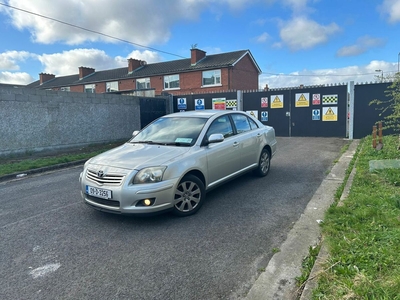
[254,148,271,177]
[172,174,205,217]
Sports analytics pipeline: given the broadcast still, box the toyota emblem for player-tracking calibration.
[97,170,104,178]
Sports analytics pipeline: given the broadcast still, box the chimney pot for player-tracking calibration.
[191,48,206,65]
[79,66,95,79]
[128,58,145,73]
[39,73,55,85]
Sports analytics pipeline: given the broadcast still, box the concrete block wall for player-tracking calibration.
[0,87,141,157]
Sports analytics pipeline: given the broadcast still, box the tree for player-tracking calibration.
[370,72,400,133]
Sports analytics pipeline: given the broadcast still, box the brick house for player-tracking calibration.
[26,48,261,96]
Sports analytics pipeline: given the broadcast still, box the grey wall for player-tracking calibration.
[0,88,142,157]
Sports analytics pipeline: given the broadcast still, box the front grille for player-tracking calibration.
[86,169,125,185]
[86,194,120,208]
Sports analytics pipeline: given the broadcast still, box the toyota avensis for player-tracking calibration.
[79,110,277,217]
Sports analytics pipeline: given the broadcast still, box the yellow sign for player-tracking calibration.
[322,107,338,121]
[271,95,284,109]
[246,110,258,119]
[295,93,309,107]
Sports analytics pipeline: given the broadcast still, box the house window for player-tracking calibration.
[164,74,180,90]
[60,87,70,92]
[136,78,150,90]
[106,81,119,92]
[85,84,95,93]
[202,69,221,86]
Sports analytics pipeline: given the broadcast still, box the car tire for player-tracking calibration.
[172,174,205,217]
[254,148,271,177]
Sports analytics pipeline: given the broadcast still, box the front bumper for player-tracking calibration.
[79,171,178,215]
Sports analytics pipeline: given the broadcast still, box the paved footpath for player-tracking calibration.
[245,139,360,300]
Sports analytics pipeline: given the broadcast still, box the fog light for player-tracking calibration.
[136,198,155,207]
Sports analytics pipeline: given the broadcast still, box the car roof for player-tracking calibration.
[166,110,243,118]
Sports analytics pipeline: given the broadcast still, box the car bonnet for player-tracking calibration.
[87,143,191,170]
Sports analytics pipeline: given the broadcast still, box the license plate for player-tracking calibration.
[86,185,112,199]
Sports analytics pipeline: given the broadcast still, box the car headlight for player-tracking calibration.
[133,166,167,184]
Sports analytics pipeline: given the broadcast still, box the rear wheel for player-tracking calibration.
[254,148,271,177]
[172,175,205,217]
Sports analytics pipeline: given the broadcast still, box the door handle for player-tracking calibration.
[233,142,239,147]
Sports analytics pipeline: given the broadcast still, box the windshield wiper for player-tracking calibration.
[132,141,191,146]
[162,142,191,147]
[132,140,163,145]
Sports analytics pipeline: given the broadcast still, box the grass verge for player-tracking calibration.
[313,134,400,299]
[0,142,122,177]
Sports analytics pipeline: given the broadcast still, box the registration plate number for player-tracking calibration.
[86,185,112,199]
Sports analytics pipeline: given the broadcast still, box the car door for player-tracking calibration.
[205,116,240,188]
[230,113,261,170]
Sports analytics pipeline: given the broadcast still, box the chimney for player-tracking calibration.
[79,66,95,79]
[191,48,206,65]
[39,73,55,85]
[128,58,142,72]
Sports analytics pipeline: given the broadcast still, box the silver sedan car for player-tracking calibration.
[79,110,277,216]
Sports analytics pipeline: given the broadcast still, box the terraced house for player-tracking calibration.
[26,48,261,96]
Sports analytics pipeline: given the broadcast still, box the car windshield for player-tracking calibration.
[130,117,208,146]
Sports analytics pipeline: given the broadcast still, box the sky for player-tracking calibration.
[0,0,399,89]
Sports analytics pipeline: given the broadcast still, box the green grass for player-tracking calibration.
[313,134,400,299]
[0,143,122,177]
[272,247,281,254]
[296,244,322,288]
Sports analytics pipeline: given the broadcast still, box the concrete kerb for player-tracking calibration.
[245,139,360,300]
[0,159,87,183]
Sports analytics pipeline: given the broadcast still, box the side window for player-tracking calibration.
[248,117,259,130]
[232,114,251,134]
[206,116,233,139]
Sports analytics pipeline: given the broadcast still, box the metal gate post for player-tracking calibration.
[237,90,243,111]
[349,81,354,140]
[288,90,292,137]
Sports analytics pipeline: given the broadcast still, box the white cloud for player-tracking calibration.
[254,32,270,43]
[0,71,34,84]
[279,17,340,51]
[336,36,386,57]
[0,51,34,70]
[379,0,400,23]
[37,48,162,76]
[37,49,122,75]
[259,60,398,89]
[281,0,314,13]
[5,0,205,45]
[1,0,315,48]
[124,50,163,64]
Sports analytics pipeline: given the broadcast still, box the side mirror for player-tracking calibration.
[208,133,224,144]
[132,130,140,137]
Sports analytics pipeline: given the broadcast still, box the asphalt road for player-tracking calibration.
[0,137,348,300]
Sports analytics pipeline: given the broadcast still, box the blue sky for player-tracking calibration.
[0,0,399,89]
